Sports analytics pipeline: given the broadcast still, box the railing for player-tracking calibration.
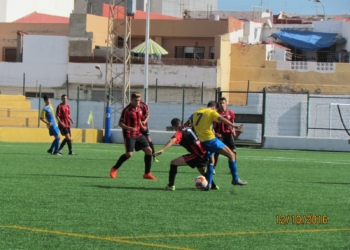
[69,56,217,66]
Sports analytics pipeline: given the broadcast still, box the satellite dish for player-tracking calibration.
[267,19,273,28]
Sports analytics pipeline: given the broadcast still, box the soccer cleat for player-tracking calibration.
[232,179,248,186]
[153,156,159,163]
[212,185,220,190]
[69,152,77,155]
[47,149,53,154]
[57,150,63,155]
[202,184,212,191]
[143,173,157,180]
[164,185,175,191]
[53,151,62,156]
[110,167,117,179]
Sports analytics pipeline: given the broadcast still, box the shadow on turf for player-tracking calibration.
[26,174,108,179]
[85,185,199,191]
[311,182,350,185]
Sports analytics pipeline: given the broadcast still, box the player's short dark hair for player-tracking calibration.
[171,118,181,127]
[61,94,67,99]
[207,101,218,108]
[43,95,49,101]
[131,92,141,99]
[219,97,227,102]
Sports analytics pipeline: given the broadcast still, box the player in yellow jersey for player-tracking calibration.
[191,101,247,190]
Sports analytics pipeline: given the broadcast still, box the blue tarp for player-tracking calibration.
[272,30,339,51]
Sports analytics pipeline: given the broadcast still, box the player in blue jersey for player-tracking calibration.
[191,101,247,190]
[40,95,62,156]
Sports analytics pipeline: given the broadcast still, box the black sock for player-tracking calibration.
[144,154,152,174]
[67,140,72,153]
[113,154,128,170]
[168,164,178,187]
[149,141,155,155]
[59,138,67,151]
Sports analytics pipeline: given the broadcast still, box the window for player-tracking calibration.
[175,46,184,58]
[90,4,99,15]
[3,47,17,62]
[209,46,215,59]
[184,47,205,59]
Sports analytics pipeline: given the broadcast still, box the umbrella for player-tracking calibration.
[131,39,168,55]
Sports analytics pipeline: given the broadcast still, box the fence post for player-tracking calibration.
[201,82,204,104]
[76,86,80,128]
[262,87,267,147]
[155,78,158,103]
[23,73,25,96]
[66,75,69,99]
[37,85,42,127]
[246,80,250,105]
[182,88,186,124]
[306,90,310,137]
[215,87,221,102]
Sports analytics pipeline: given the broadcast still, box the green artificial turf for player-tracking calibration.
[0,142,349,249]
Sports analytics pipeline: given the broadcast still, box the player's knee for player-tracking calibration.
[144,147,152,155]
[126,152,133,158]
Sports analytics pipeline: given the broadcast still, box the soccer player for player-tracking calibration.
[109,92,157,180]
[192,101,247,190]
[40,95,61,156]
[56,94,76,155]
[139,100,158,162]
[213,97,239,171]
[154,118,218,191]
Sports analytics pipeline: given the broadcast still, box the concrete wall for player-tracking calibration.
[0,0,74,22]
[0,127,103,143]
[28,93,262,142]
[23,36,69,64]
[0,61,216,89]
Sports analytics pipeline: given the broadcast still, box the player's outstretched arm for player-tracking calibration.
[218,117,243,129]
[153,137,177,156]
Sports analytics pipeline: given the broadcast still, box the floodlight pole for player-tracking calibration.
[144,0,151,104]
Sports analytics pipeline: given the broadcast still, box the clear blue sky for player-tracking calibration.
[218,0,350,16]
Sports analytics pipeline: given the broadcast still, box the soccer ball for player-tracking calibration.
[194,176,208,189]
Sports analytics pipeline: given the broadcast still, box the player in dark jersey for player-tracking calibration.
[213,97,240,171]
[139,101,158,162]
[110,92,157,180]
[56,94,76,155]
[154,118,218,191]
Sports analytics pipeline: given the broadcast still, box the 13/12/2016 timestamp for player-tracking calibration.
[276,215,328,225]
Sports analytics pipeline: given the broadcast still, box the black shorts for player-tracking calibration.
[124,135,150,152]
[183,154,208,169]
[218,133,236,150]
[141,126,150,137]
[59,127,71,136]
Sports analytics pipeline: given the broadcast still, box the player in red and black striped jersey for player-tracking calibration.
[109,92,157,180]
[139,101,158,162]
[56,94,76,155]
[154,118,218,191]
[213,97,241,170]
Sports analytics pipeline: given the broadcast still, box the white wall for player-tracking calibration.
[0,0,74,22]
[23,36,69,64]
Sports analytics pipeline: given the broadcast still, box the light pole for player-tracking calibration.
[314,0,326,20]
[95,65,102,79]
